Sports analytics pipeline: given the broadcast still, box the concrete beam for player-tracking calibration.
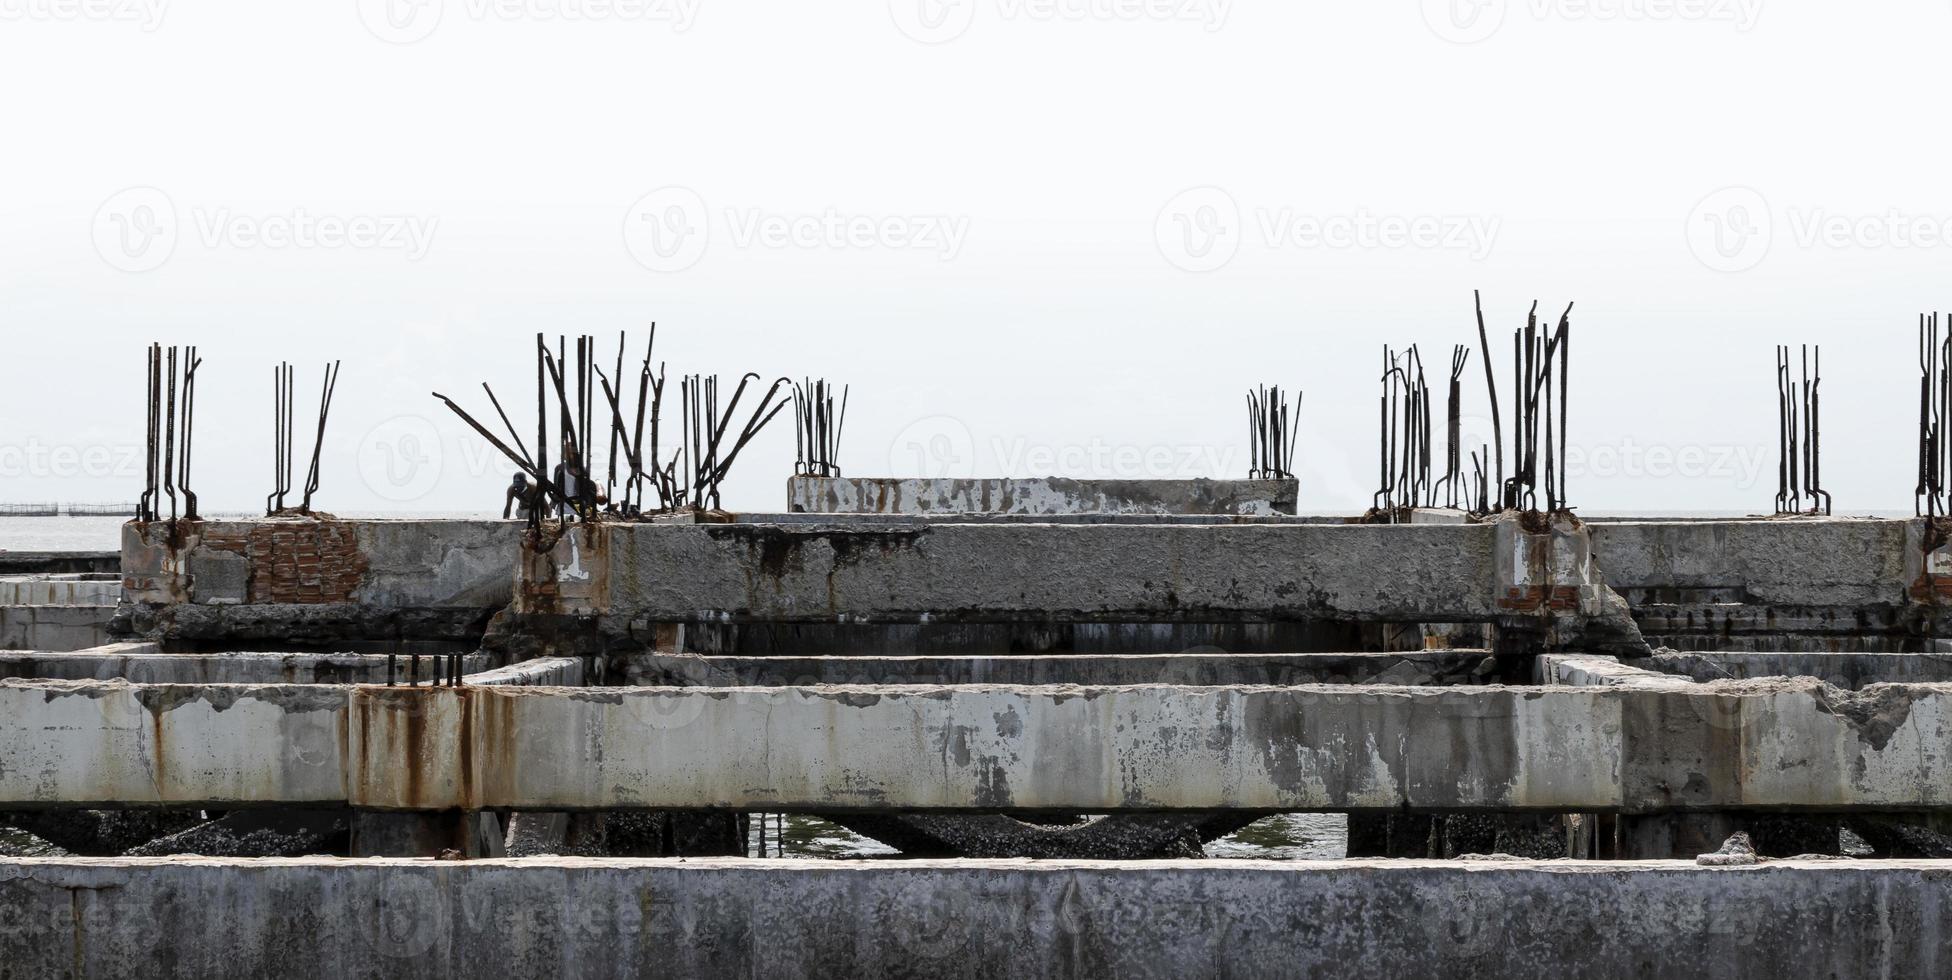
[0,679,345,807]
[628,651,1493,687]
[8,665,1950,812]
[1,857,1948,978]
[120,518,524,641]
[0,645,489,684]
[1588,518,1917,607]
[786,476,1300,516]
[523,518,1546,624]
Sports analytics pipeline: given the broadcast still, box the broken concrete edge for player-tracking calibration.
[785,476,1302,517]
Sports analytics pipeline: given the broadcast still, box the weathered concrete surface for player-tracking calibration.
[786,476,1301,516]
[1650,650,1952,687]
[465,656,584,686]
[345,683,1620,812]
[121,518,524,642]
[1587,518,1933,646]
[0,574,121,605]
[0,678,345,807]
[631,651,1493,687]
[673,620,1378,656]
[1589,518,1915,607]
[0,604,113,650]
[593,520,1510,624]
[1,856,1949,978]
[12,670,1952,813]
[0,644,489,684]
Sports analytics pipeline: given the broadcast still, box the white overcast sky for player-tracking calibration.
[0,0,1945,516]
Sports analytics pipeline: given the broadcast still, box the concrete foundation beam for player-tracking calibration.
[1,857,1949,978]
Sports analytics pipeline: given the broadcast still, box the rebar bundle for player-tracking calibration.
[1473,292,1572,514]
[139,343,201,522]
[1246,384,1300,479]
[267,361,340,515]
[1374,346,1431,511]
[794,379,849,478]
[436,325,790,524]
[1776,344,1830,516]
[1918,315,1951,517]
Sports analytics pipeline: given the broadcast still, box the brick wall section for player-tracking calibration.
[202,522,369,604]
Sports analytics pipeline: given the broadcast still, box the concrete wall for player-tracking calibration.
[121,518,525,641]
[0,856,1946,978]
[787,476,1300,516]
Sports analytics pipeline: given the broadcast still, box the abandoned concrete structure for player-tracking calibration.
[4,471,1952,976]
